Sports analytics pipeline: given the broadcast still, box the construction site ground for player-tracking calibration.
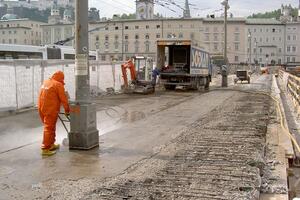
[0,74,298,199]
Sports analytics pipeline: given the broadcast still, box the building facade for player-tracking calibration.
[41,18,248,64]
[246,19,285,66]
[285,22,300,64]
[0,18,44,45]
[0,0,75,11]
[38,17,299,66]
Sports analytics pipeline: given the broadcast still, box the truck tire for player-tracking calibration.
[204,77,210,90]
[164,85,176,90]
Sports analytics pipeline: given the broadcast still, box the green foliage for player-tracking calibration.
[248,9,282,19]
[248,7,298,19]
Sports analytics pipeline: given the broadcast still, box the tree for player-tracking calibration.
[248,7,299,19]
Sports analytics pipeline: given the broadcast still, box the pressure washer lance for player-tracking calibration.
[58,112,70,146]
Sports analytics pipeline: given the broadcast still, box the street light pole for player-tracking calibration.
[221,0,229,87]
[248,31,252,65]
[68,0,99,150]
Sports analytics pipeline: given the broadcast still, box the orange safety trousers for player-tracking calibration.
[39,112,58,150]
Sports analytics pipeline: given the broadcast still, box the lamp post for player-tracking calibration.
[248,31,252,65]
[221,0,229,87]
[68,0,99,150]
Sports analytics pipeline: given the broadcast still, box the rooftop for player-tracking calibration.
[246,18,284,25]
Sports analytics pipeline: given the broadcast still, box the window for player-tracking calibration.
[234,33,239,41]
[287,57,290,62]
[214,33,218,41]
[179,33,183,38]
[292,57,296,62]
[125,26,129,30]
[271,53,275,56]
[292,46,296,52]
[156,33,160,38]
[105,35,109,41]
[114,42,119,50]
[2,31,4,34]
[279,48,282,53]
[235,56,239,62]
[115,26,119,30]
[287,35,291,40]
[287,46,291,52]
[272,28,275,33]
[105,27,109,30]
[190,33,194,40]
[105,43,109,50]
[145,43,150,52]
[135,26,139,29]
[14,30,17,34]
[146,25,149,29]
[125,44,128,52]
[125,35,129,40]
[115,35,119,40]
[293,35,297,40]
[214,43,218,51]
[135,44,139,53]
[135,34,139,40]
[96,36,99,41]
[179,24,183,28]
[254,48,256,53]
[260,48,262,53]
[235,43,239,51]
[156,25,160,29]
[205,33,209,41]
[145,34,150,40]
[101,55,106,61]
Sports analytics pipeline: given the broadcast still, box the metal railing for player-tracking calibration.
[0,60,124,112]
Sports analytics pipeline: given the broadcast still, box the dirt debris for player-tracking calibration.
[78,94,274,200]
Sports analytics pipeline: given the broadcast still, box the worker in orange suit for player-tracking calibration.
[38,71,70,156]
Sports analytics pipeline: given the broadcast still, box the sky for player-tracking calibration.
[88,0,299,18]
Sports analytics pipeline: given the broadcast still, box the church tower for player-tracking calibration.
[183,0,191,18]
[136,0,154,20]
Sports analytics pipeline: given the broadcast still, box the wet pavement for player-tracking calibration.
[0,74,289,200]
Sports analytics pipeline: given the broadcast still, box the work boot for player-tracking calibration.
[49,144,60,151]
[41,149,56,156]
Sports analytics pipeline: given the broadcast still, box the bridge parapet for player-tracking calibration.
[279,70,300,116]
